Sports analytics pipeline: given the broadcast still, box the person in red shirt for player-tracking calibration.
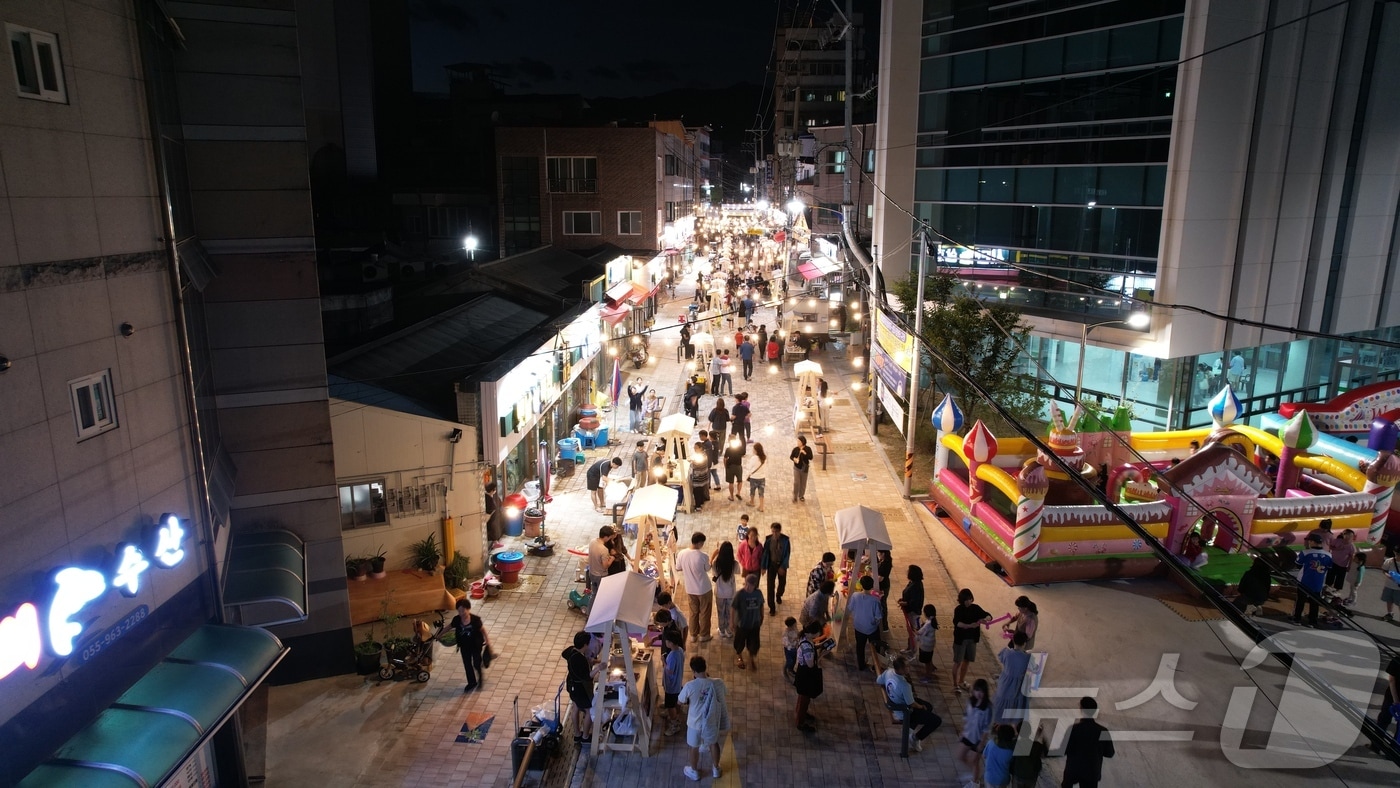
[767,337,782,371]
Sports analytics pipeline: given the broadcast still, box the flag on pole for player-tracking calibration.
[610,358,623,406]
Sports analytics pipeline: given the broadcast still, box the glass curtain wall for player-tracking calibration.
[917,0,1185,323]
[1029,327,1400,430]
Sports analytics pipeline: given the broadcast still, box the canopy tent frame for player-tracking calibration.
[583,572,659,757]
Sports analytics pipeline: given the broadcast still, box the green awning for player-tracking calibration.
[222,529,308,627]
[17,625,287,788]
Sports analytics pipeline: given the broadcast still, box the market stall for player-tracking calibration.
[830,505,894,651]
[655,413,697,512]
[793,359,826,434]
[623,484,680,592]
[585,571,660,757]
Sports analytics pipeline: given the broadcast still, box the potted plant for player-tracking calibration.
[368,546,388,578]
[345,555,368,581]
[353,626,383,674]
[443,551,471,592]
[410,532,442,574]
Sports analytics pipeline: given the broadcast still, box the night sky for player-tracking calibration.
[408,0,776,97]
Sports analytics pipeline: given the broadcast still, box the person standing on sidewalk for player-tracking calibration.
[661,629,686,736]
[631,440,649,488]
[626,381,648,432]
[793,620,826,732]
[952,588,992,692]
[677,532,715,642]
[807,552,836,597]
[700,430,721,491]
[767,335,782,371]
[739,336,755,380]
[562,631,597,743]
[1291,534,1332,626]
[745,443,767,512]
[679,656,731,781]
[799,580,836,632]
[711,541,738,639]
[1061,697,1115,788]
[723,437,746,501]
[707,400,730,454]
[848,575,884,673]
[738,527,763,577]
[877,550,894,632]
[790,436,813,502]
[709,353,723,395]
[732,573,766,669]
[899,565,926,654]
[761,522,792,615]
[731,393,752,444]
[758,324,769,361]
[719,350,735,395]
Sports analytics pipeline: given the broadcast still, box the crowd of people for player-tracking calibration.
[541,230,1111,786]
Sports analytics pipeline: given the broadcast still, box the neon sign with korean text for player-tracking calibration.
[0,513,189,681]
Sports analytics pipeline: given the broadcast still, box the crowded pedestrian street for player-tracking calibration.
[261,217,1400,788]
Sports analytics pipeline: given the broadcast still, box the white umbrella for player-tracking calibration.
[833,505,893,552]
[624,483,679,526]
[585,571,659,636]
[793,359,823,378]
[689,332,715,359]
[657,413,696,440]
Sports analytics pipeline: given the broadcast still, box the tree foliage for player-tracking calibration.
[889,272,1044,439]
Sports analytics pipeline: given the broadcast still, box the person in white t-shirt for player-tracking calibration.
[676,532,715,642]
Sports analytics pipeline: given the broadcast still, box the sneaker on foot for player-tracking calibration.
[713,766,721,778]
[683,766,700,781]
[909,734,923,752]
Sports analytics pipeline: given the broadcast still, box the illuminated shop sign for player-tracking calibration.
[0,513,188,681]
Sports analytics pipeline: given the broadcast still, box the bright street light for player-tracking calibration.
[786,198,805,216]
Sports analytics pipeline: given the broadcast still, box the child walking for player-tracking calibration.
[916,604,939,683]
[782,616,801,682]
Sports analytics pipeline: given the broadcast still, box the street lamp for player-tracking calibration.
[463,235,478,261]
[1075,310,1151,404]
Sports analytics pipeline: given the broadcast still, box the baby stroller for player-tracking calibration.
[379,616,445,683]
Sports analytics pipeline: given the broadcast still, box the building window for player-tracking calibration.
[427,206,470,238]
[864,149,875,173]
[339,480,388,529]
[664,154,680,176]
[830,150,847,174]
[618,211,642,235]
[562,211,601,235]
[546,156,597,193]
[7,24,66,103]
[501,156,541,255]
[69,371,117,440]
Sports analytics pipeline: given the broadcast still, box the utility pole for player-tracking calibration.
[905,230,927,498]
[842,0,853,211]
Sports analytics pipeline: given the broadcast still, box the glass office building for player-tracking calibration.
[881,0,1400,430]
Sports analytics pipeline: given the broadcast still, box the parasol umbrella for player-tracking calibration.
[624,483,679,526]
[833,505,894,552]
[792,359,823,378]
[585,571,659,636]
[657,413,696,440]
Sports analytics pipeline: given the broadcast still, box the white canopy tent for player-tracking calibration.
[584,571,659,756]
[688,331,715,363]
[654,413,697,513]
[831,505,894,652]
[623,483,680,588]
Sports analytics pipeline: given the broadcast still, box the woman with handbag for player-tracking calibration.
[793,620,825,732]
[449,598,492,692]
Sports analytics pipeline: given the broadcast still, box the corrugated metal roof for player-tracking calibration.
[327,294,550,417]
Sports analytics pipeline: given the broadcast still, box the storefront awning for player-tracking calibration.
[603,280,635,306]
[601,302,632,326]
[625,281,658,305]
[797,255,840,281]
[17,625,287,788]
[222,529,308,627]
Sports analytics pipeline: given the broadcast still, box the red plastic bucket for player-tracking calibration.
[493,551,526,584]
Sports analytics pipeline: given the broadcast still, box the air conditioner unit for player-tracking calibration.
[396,260,427,279]
[362,263,388,282]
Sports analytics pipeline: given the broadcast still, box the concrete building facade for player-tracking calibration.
[872,0,1400,430]
[494,122,697,258]
[1,0,356,782]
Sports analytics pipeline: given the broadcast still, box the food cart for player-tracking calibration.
[584,572,660,757]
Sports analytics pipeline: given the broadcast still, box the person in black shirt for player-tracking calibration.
[562,631,597,742]
[951,587,991,692]
[449,599,490,692]
[790,436,813,503]
[1062,697,1114,787]
[586,457,621,511]
[1374,652,1400,752]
